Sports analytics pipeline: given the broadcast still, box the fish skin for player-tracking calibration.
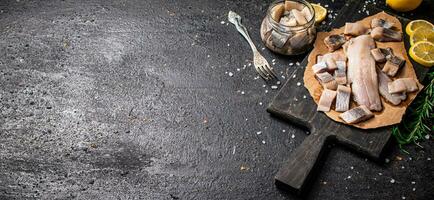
[371,18,394,29]
[371,48,386,63]
[371,27,402,42]
[324,34,347,52]
[339,105,374,124]
[344,22,370,36]
[334,61,347,85]
[335,85,351,112]
[346,35,382,111]
[376,67,402,105]
[317,89,337,112]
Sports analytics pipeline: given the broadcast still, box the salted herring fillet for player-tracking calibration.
[335,85,351,112]
[382,55,405,77]
[339,105,374,124]
[315,72,338,90]
[371,18,394,29]
[371,27,402,42]
[292,9,307,25]
[317,89,337,112]
[322,51,347,71]
[334,61,347,85]
[301,6,313,21]
[344,22,370,36]
[388,78,419,94]
[324,34,347,52]
[312,61,328,74]
[346,35,382,111]
[376,67,403,105]
[371,48,386,63]
[317,55,324,63]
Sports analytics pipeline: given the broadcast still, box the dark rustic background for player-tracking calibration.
[0,0,433,199]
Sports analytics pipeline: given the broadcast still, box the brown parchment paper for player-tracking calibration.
[303,12,423,129]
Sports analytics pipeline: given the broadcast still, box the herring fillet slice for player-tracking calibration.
[339,105,374,124]
[335,85,351,112]
[346,35,382,111]
[317,89,337,112]
[376,67,402,105]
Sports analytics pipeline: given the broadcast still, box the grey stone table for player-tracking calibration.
[0,0,433,199]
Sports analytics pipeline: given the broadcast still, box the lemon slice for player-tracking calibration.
[410,28,434,46]
[409,41,434,67]
[405,20,434,36]
[311,4,327,24]
[386,0,422,12]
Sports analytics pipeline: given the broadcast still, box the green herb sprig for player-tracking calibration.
[392,71,433,154]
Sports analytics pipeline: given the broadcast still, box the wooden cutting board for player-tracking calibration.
[266,1,429,195]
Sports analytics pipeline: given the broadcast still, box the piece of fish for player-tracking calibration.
[301,6,313,22]
[376,67,403,105]
[344,22,369,36]
[388,78,419,94]
[271,3,285,21]
[317,55,324,63]
[392,92,407,101]
[334,61,347,85]
[371,48,386,63]
[371,27,402,42]
[324,34,347,52]
[316,72,338,90]
[339,105,374,124]
[312,61,328,74]
[380,47,394,60]
[346,35,382,111]
[382,55,405,77]
[280,15,297,26]
[371,18,394,29]
[336,85,351,112]
[323,51,347,71]
[285,1,303,11]
[317,89,337,112]
[292,9,307,25]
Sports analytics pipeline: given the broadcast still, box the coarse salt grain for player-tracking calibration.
[272,59,276,62]
[257,131,262,135]
[228,72,233,77]
[297,82,301,86]
[259,102,263,105]
[347,176,351,179]
[289,63,294,66]
[207,55,210,58]
[390,179,395,183]
[241,91,245,95]
[271,85,278,89]
[265,90,268,93]
[276,81,281,85]
[291,134,295,139]
[262,140,266,144]
[296,62,300,66]
[292,74,296,78]
[350,166,354,170]
[282,130,286,132]
[412,188,416,191]
[220,21,225,24]
[262,85,266,88]
[227,43,230,46]
[411,181,415,184]
[237,68,240,71]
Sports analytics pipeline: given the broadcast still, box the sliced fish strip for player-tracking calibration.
[317,89,337,112]
[344,22,370,36]
[312,61,328,74]
[388,78,419,94]
[334,61,347,85]
[324,34,347,52]
[382,55,405,77]
[371,48,386,63]
[371,27,402,42]
[339,105,374,124]
[335,85,351,112]
[371,18,394,29]
[376,67,403,105]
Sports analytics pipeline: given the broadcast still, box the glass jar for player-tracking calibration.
[260,0,316,55]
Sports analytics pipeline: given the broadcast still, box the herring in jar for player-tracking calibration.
[260,0,316,55]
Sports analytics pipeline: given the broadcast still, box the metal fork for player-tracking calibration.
[228,11,277,80]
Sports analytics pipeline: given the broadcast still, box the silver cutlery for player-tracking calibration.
[228,11,277,80]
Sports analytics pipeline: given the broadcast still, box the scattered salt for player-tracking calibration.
[427,157,431,161]
[385,158,390,163]
[291,134,295,139]
[425,134,430,139]
[347,176,351,179]
[207,55,210,58]
[276,81,281,85]
[379,173,383,175]
[271,85,278,90]
[350,166,354,170]
[227,43,230,47]
[390,179,395,183]
[265,90,268,93]
[296,82,301,86]
[241,91,245,95]
[282,130,286,133]
[296,62,300,66]
[237,68,240,71]
[261,47,265,50]
[303,95,306,99]
[228,72,233,77]
[281,75,286,79]
[248,63,252,66]
[272,59,276,62]
[289,63,294,66]
[262,85,266,88]
[259,102,263,106]
[402,196,405,200]
[220,21,225,24]
[262,140,266,144]
[257,131,262,135]
[411,181,416,184]
[292,74,296,78]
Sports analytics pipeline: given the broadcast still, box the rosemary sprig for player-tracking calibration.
[392,70,433,153]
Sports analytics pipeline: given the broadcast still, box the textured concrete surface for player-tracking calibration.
[0,0,433,199]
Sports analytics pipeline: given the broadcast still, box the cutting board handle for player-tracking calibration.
[275,130,331,195]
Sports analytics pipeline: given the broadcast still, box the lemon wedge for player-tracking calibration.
[409,41,434,67]
[386,0,422,12]
[311,4,327,24]
[410,28,434,46]
[406,20,434,36]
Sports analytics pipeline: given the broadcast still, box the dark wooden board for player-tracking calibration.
[267,1,430,196]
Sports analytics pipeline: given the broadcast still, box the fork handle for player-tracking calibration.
[231,17,258,53]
